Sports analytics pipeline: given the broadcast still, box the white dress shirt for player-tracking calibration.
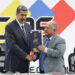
[16,18,25,30]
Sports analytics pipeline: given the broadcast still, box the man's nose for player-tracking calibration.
[23,16,26,19]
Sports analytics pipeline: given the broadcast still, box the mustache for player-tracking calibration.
[21,19,26,21]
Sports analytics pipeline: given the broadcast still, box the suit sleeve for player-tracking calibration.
[5,25,28,61]
[47,38,66,58]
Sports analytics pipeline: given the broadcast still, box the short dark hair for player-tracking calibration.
[16,5,28,14]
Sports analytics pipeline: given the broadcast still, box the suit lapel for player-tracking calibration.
[24,23,29,38]
[14,20,27,42]
[48,33,57,47]
[43,33,57,47]
[40,34,57,60]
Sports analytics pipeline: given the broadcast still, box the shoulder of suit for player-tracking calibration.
[5,20,16,30]
[54,34,65,43]
[6,20,16,26]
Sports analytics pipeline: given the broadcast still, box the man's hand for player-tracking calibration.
[33,48,39,53]
[38,45,45,51]
[26,55,34,61]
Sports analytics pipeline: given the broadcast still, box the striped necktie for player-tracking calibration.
[21,25,27,39]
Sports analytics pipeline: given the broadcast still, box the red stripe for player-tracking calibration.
[41,23,47,26]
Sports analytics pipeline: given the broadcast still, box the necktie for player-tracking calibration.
[40,38,50,71]
[45,38,50,47]
[21,25,27,39]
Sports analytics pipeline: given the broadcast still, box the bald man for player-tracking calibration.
[34,21,66,74]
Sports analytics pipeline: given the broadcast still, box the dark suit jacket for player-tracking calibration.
[4,20,31,73]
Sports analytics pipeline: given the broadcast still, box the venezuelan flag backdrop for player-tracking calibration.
[0,0,75,73]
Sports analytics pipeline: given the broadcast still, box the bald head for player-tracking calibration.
[47,21,57,31]
[44,21,57,38]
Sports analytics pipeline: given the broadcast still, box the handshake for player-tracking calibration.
[26,45,45,61]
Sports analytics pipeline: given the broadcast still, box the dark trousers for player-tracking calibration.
[5,69,29,73]
[19,69,29,73]
[40,69,45,73]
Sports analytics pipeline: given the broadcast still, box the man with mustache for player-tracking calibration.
[4,5,34,73]
[34,21,66,74]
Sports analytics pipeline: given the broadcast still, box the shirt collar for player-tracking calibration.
[46,35,53,41]
[16,18,24,29]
